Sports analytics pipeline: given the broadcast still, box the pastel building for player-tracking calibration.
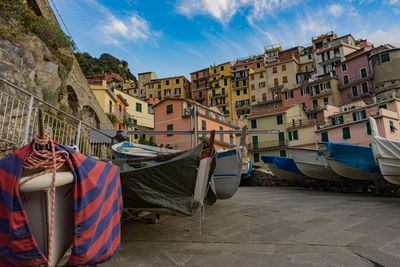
[138,72,158,99]
[335,44,375,105]
[208,62,232,119]
[144,79,162,99]
[247,105,308,167]
[249,66,267,109]
[315,98,400,146]
[154,98,236,150]
[160,76,191,100]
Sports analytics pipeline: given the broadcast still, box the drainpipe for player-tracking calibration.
[194,105,198,145]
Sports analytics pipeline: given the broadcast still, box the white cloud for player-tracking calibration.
[328,4,345,17]
[176,0,299,24]
[366,28,400,47]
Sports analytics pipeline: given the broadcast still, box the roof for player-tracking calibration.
[116,94,129,106]
[248,105,295,118]
[147,98,160,106]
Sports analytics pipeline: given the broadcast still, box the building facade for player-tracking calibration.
[160,76,191,100]
[190,68,210,106]
[138,72,158,99]
[208,62,233,120]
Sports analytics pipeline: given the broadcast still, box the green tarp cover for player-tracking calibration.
[112,144,216,216]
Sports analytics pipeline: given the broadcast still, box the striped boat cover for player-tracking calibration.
[0,143,122,266]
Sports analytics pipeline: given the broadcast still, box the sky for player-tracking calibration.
[52,0,400,79]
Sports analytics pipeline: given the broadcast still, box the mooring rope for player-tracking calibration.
[21,135,68,265]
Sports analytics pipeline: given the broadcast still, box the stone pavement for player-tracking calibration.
[104,187,400,266]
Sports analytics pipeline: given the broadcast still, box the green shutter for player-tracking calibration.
[366,122,371,135]
[254,153,260,162]
[293,130,299,140]
[251,119,257,129]
[167,124,173,136]
[321,132,329,142]
[342,127,351,139]
[353,113,357,121]
[288,131,292,141]
[277,115,283,125]
[362,110,366,119]
[167,105,173,114]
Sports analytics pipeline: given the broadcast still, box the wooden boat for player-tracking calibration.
[261,155,307,183]
[112,134,217,216]
[112,141,178,159]
[20,165,74,267]
[288,147,342,182]
[318,142,382,182]
[370,117,400,185]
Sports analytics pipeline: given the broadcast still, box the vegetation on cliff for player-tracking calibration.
[75,52,137,82]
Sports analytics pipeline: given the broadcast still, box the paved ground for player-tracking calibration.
[104,187,400,266]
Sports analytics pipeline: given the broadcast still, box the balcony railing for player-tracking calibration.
[338,75,372,90]
[286,118,324,129]
[311,89,332,98]
[217,100,229,106]
[247,140,287,151]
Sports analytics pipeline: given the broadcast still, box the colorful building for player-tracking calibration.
[89,80,119,126]
[160,76,191,100]
[247,105,308,167]
[153,98,236,150]
[144,79,162,99]
[138,72,158,100]
[190,68,210,106]
[208,62,232,120]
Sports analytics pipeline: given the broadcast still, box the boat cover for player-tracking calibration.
[372,136,400,160]
[326,142,380,174]
[261,155,303,175]
[113,144,217,217]
[0,143,122,266]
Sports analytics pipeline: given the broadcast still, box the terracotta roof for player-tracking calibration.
[248,105,295,118]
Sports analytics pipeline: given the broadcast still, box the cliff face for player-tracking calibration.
[0,0,113,130]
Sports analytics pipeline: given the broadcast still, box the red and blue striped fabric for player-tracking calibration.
[0,143,122,266]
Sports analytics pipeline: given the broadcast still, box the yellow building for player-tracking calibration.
[160,76,191,99]
[138,72,158,99]
[89,80,118,119]
[207,62,233,120]
[249,67,267,108]
[306,76,341,115]
[144,79,162,99]
[247,105,308,168]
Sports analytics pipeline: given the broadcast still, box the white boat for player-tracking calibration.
[112,141,179,159]
[288,147,342,182]
[213,146,248,199]
[318,142,382,182]
[370,117,400,185]
[20,165,74,267]
[261,155,306,183]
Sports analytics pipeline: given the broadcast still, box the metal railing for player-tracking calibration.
[247,140,286,151]
[0,78,113,159]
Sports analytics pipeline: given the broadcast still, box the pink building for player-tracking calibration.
[335,44,375,105]
[315,99,400,146]
[154,98,236,150]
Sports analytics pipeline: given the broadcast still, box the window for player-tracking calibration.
[165,80,169,85]
[342,64,347,72]
[285,91,294,99]
[260,72,264,78]
[167,124,173,136]
[260,82,266,88]
[243,80,247,86]
[323,97,329,105]
[251,95,256,102]
[282,65,286,71]
[280,150,287,157]
[199,91,203,98]
[315,84,320,95]
[254,153,260,162]
[243,88,247,94]
[390,121,397,132]
[352,85,358,97]
[362,82,368,94]
[236,81,239,87]
[251,119,257,129]
[251,75,254,80]
[273,67,277,73]
[262,93,267,101]
[164,89,171,96]
[174,88,181,95]
[366,122,371,135]
[212,89,216,96]
[312,99,318,108]
[343,75,349,85]
[222,88,225,95]
[109,100,112,114]
[118,105,122,112]
[221,66,224,71]
[166,104,173,114]
[202,120,206,130]
[283,76,288,83]
[293,130,298,140]
[251,84,255,90]
[274,78,279,86]
[332,116,344,126]
[360,68,367,78]
[236,90,240,96]
[224,78,228,86]
[277,115,283,125]
[176,79,180,84]
[342,127,351,139]
[353,110,366,121]
[381,53,390,63]
[321,132,329,142]
[136,103,142,112]
[379,104,387,109]
[308,54,312,60]
[257,62,261,68]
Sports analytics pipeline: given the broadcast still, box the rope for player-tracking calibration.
[22,135,68,265]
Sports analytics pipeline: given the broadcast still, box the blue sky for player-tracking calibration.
[52,0,400,79]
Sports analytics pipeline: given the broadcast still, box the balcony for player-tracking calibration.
[192,74,209,81]
[268,83,284,90]
[286,118,324,130]
[311,89,332,98]
[346,91,372,101]
[235,102,250,109]
[247,140,287,151]
[306,104,327,113]
[338,75,372,90]
[217,100,229,106]
[210,93,227,99]
[195,96,205,102]
[256,96,281,105]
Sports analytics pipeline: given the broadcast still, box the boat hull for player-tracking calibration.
[266,164,306,183]
[375,157,400,185]
[288,148,342,182]
[112,142,178,159]
[213,149,242,199]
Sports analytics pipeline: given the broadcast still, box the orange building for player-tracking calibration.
[153,98,236,150]
[115,94,129,130]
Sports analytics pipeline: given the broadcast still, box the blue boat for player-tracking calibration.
[318,142,382,181]
[262,155,306,182]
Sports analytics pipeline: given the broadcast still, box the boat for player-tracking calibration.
[20,166,74,266]
[318,142,382,182]
[261,155,307,183]
[370,117,400,185]
[112,141,179,159]
[213,146,248,199]
[288,147,342,181]
[112,136,217,216]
